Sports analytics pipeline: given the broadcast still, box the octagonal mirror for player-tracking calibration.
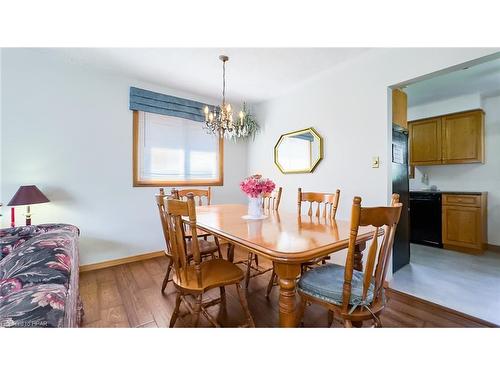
[274,127,323,174]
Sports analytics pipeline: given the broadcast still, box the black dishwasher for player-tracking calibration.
[409,191,443,248]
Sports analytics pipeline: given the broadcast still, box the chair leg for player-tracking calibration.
[161,257,173,294]
[298,297,307,327]
[373,314,383,328]
[265,269,276,299]
[227,243,235,262]
[169,292,182,328]
[327,310,334,328]
[244,252,253,289]
[220,286,226,307]
[254,254,259,267]
[214,237,223,258]
[236,283,255,328]
[192,294,203,328]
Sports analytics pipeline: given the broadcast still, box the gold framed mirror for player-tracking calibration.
[274,127,323,174]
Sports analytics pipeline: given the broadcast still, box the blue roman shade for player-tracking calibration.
[129,87,208,122]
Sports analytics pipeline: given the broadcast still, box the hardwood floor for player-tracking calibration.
[79,247,496,328]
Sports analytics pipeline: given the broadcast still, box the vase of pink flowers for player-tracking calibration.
[240,174,276,219]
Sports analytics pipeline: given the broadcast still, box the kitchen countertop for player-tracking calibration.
[410,190,485,195]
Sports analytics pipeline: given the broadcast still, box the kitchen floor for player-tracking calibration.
[390,244,500,325]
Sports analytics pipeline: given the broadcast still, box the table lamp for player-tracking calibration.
[8,185,50,226]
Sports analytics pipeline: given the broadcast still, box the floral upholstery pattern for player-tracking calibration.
[0,224,77,261]
[0,224,81,328]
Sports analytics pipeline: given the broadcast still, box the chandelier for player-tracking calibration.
[203,55,247,139]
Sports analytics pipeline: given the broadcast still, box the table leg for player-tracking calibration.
[353,242,366,272]
[274,262,302,328]
[352,242,366,327]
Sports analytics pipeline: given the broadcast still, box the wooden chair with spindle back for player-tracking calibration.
[174,187,212,205]
[298,194,403,327]
[262,186,283,211]
[299,188,341,267]
[243,187,283,289]
[156,188,221,294]
[264,187,341,298]
[298,187,340,220]
[164,193,255,327]
[171,187,223,258]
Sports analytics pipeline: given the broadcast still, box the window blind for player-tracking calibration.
[129,87,207,122]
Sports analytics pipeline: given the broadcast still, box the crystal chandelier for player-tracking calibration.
[203,55,247,139]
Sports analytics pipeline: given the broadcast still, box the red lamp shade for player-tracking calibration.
[8,185,50,206]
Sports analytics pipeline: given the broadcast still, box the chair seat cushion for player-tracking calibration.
[298,263,374,307]
[165,239,219,258]
[173,259,244,291]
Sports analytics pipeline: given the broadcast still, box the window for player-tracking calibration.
[133,111,223,186]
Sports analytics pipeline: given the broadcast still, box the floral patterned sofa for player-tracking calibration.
[0,224,82,328]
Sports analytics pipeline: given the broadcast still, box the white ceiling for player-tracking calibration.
[406,56,500,106]
[43,48,370,103]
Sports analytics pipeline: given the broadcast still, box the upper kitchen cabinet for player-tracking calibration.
[442,110,484,164]
[392,89,408,129]
[409,117,442,165]
[409,109,485,166]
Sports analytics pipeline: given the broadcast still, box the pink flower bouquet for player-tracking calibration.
[240,174,276,220]
[240,174,276,198]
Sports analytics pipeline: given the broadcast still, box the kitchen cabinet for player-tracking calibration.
[442,193,487,254]
[409,109,484,166]
[392,89,408,129]
[442,111,484,164]
[409,117,442,165]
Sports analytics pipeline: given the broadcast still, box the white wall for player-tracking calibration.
[0,49,248,265]
[249,48,499,266]
[408,93,482,121]
[409,94,500,245]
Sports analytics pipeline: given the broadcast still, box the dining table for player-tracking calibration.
[191,204,382,328]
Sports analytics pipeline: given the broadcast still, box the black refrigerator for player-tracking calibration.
[391,125,410,273]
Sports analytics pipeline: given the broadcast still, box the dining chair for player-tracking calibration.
[156,188,221,294]
[164,193,255,327]
[298,194,402,328]
[264,188,341,298]
[299,187,341,267]
[298,187,340,219]
[171,188,223,259]
[243,187,282,289]
[174,187,211,205]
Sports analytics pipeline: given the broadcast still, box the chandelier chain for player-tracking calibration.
[222,59,226,106]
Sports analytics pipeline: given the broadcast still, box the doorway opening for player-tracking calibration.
[389,53,500,325]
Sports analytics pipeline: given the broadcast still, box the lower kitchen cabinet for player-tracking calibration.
[442,193,487,254]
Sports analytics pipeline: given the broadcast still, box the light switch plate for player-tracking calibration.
[372,156,380,168]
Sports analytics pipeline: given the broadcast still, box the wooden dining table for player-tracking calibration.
[192,204,381,328]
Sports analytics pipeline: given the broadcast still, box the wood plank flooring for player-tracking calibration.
[79,248,496,328]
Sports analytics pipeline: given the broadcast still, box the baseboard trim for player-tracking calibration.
[488,243,500,253]
[80,250,165,273]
